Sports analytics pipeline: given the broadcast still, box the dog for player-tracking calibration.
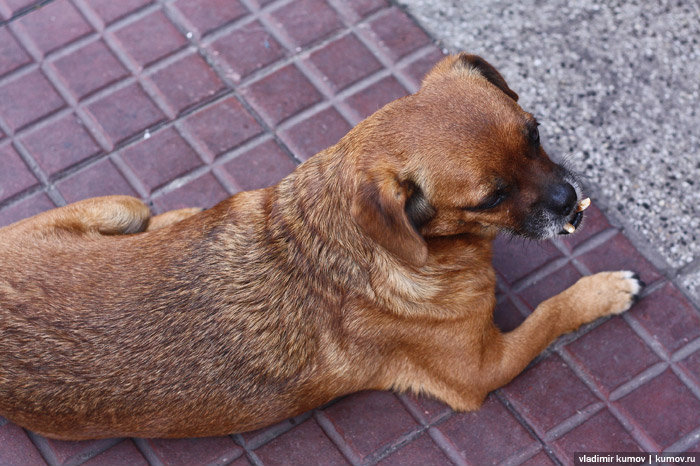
[0,53,642,440]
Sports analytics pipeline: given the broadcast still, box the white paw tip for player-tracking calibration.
[621,270,644,296]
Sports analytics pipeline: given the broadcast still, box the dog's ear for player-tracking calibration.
[351,174,430,267]
[453,53,519,102]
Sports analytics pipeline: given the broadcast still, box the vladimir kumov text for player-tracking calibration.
[575,452,698,465]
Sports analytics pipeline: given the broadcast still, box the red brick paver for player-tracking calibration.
[1,1,699,465]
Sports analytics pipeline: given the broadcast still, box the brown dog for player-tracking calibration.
[0,54,642,440]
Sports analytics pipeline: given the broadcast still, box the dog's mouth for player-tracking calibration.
[559,197,590,235]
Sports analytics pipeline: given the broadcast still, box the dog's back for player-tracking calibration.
[0,167,367,438]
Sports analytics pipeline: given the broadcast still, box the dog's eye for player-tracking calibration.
[481,192,507,209]
[529,124,540,144]
[467,191,508,211]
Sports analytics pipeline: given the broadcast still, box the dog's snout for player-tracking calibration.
[546,182,577,216]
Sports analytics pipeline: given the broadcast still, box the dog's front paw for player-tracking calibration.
[550,270,644,331]
[579,270,644,320]
[600,270,644,314]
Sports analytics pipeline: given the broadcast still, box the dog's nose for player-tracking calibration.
[546,182,577,216]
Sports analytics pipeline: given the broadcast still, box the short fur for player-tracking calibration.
[0,54,642,440]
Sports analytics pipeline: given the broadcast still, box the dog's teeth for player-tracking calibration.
[563,223,576,234]
[576,197,591,212]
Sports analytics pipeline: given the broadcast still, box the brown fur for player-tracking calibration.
[0,54,641,440]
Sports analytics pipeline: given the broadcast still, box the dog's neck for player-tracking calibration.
[272,150,357,244]
[264,150,372,288]
[267,148,496,318]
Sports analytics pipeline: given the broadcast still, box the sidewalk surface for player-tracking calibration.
[0,1,699,465]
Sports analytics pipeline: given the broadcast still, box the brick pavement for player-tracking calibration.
[0,0,699,465]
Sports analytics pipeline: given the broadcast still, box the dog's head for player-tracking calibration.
[350,53,583,266]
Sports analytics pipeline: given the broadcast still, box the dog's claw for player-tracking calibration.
[562,223,575,234]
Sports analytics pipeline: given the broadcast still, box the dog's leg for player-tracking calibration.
[485,271,642,395]
[0,195,152,238]
[411,271,642,411]
[146,208,203,231]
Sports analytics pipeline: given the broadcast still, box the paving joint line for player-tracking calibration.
[550,317,613,352]
[0,0,437,190]
[607,400,660,452]
[542,401,605,443]
[607,361,669,402]
[621,308,700,405]
[3,8,52,63]
[0,0,56,27]
[425,426,468,466]
[162,3,307,168]
[41,149,106,186]
[38,58,119,155]
[231,433,265,466]
[0,68,71,134]
[567,227,620,258]
[157,0,193,35]
[664,426,700,455]
[27,26,100,64]
[363,425,429,465]
[337,5,425,94]
[500,284,533,320]
[396,392,449,427]
[360,0,444,92]
[393,393,465,465]
[312,409,364,466]
[234,0,366,131]
[25,429,58,466]
[146,131,274,202]
[11,134,67,208]
[672,337,700,363]
[556,347,662,452]
[0,181,49,211]
[77,0,160,32]
[109,152,151,199]
[500,442,548,466]
[510,255,571,293]
[0,58,43,87]
[211,165,241,197]
[386,0,442,48]
[670,363,700,404]
[68,0,105,31]
[148,164,214,200]
[622,311,672,358]
[132,438,163,466]
[246,411,315,452]
[2,70,138,146]
[494,391,565,466]
[28,431,122,466]
[170,94,269,163]
[274,42,437,132]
